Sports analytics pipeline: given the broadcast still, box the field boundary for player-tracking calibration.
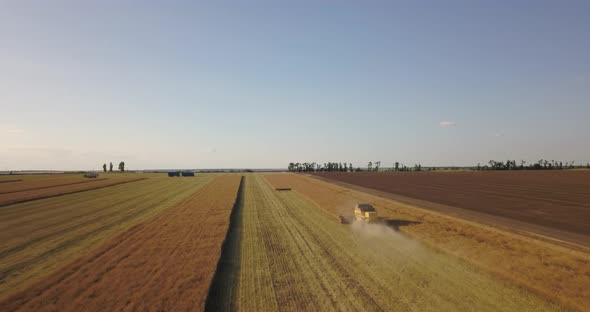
[0,178,107,194]
[0,178,148,208]
[204,175,245,311]
[0,180,23,184]
[309,174,590,250]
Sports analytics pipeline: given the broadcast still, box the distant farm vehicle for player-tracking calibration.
[181,172,195,177]
[83,172,99,178]
[168,171,181,177]
[354,203,378,223]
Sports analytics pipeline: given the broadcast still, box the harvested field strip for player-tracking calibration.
[1,174,242,312]
[0,176,212,298]
[0,178,147,207]
[0,178,107,194]
[267,173,590,311]
[207,175,559,311]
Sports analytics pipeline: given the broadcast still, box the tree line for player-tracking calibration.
[477,159,585,170]
[101,161,126,172]
[288,159,589,172]
[287,161,423,172]
[288,162,358,172]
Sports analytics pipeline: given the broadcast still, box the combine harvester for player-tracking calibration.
[339,203,379,224]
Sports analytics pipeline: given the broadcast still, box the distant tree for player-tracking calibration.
[118,161,125,172]
[587,163,590,169]
[109,162,113,172]
[367,161,372,172]
[394,162,399,171]
[375,161,381,172]
[356,167,361,172]
[102,163,107,172]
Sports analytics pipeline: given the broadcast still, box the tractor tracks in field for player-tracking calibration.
[0,178,147,207]
[0,178,107,195]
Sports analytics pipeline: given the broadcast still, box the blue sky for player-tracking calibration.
[1,1,589,170]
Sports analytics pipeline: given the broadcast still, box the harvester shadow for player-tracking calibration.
[204,176,245,312]
[382,219,422,231]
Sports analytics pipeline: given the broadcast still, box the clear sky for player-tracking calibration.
[1,1,589,170]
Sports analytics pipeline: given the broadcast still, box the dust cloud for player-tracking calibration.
[349,219,423,257]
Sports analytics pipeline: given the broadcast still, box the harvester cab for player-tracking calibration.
[354,204,378,223]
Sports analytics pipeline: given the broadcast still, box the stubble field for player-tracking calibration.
[206,175,564,311]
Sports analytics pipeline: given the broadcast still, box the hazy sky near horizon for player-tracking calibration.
[1,1,589,170]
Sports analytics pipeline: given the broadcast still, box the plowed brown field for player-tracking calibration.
[267,173,590,311]
[1,174,242,312]
[0,178,146,206]
[313,171,590,240]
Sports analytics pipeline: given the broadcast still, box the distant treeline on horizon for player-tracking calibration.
[287,159,590,173]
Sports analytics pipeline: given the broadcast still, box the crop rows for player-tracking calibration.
[0,177,149,207]
[0,177,107,194]
[0,175,212,299]
[207,175,558,311]
[1,174,242,311]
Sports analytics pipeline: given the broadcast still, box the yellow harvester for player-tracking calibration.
[354,203,378,223]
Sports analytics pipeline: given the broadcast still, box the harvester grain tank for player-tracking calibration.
[354,203,378,223]
[338,203,378,224]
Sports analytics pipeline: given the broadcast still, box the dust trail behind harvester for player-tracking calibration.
[349,218,424,261]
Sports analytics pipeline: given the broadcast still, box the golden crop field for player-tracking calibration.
[1,172,587,311]
[0,173,213,298]
[205,174,563,311]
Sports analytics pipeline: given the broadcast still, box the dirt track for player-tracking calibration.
[2,175,241,312]
[313,171,590,245]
